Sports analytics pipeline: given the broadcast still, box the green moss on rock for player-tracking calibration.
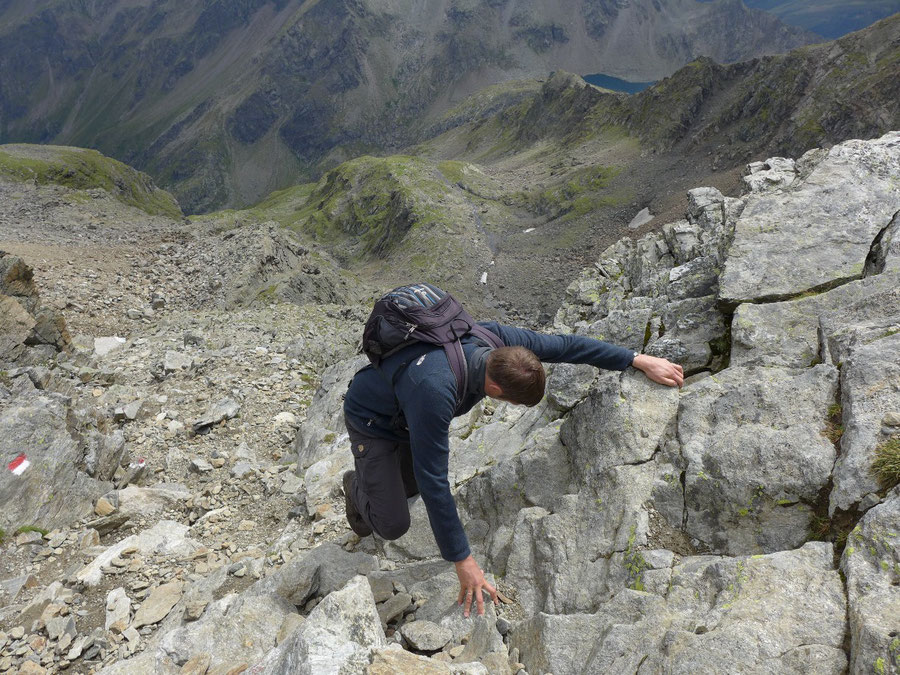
[289,154,461,260]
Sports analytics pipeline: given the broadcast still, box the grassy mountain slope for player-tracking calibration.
[615,12,900,160]
[0,144,182,219]
[434,14,900,166]
[0,0,817,213]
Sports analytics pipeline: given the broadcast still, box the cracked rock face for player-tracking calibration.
[731,271,900,368]
[831,333,900,515]
[719,131,900,304]
[679,364,839,555]
[511,543,847,675]
[841,490,900,675]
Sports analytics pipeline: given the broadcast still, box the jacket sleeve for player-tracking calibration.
[398,378,471,562]
[480,321,635,371]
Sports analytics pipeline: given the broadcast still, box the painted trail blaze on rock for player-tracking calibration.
[7,453,29,475]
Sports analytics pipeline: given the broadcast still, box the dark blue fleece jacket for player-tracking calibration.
[343,321,635,562]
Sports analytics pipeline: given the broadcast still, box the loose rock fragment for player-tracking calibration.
[192,398,241,434]
[131,581,183,629]
[400,620,453,652]
[105,588,130,632]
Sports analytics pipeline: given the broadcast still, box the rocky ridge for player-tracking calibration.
[1,133,899,673]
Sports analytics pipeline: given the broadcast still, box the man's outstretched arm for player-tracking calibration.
[482,321,684,387]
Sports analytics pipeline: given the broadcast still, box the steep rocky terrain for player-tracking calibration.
[1,120,898,674]
[0,0,816,212]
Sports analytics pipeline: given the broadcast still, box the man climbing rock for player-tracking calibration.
[342,285,683,617]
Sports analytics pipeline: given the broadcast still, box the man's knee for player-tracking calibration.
[374,513,410,541]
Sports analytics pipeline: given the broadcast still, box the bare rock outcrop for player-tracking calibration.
[0,251,70,360]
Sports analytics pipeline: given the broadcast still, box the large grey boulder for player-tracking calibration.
[560,370,679,479]
[841,491,900,675]
[831,333,900,514]
[511,543,846,674]
[250,542,378,607]
[731,272,900,368]
[720,132,900,305]
[448,399,560,486]
[679,365,839,554]
[502,463,674,615]
[819,283,900,368]
[510,591,667,675]
[159,591,295,670]
[253,575,385,674]
[0,391,107,532]
[648,543,847,674]
[455,421,571,568]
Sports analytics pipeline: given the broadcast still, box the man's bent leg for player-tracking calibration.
[346,426,411,540]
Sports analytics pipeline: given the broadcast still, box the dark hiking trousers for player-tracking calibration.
[345,419,420,540]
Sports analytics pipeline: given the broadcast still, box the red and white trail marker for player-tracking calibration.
[7,453,30,476]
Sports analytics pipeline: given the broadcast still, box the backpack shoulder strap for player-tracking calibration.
[442,340,468,405]
[468,324,504,349]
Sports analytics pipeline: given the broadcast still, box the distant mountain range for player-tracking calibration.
[0,0,818,213]
[743,0,900,39]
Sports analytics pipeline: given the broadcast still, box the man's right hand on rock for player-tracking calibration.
[454,554,499,618]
